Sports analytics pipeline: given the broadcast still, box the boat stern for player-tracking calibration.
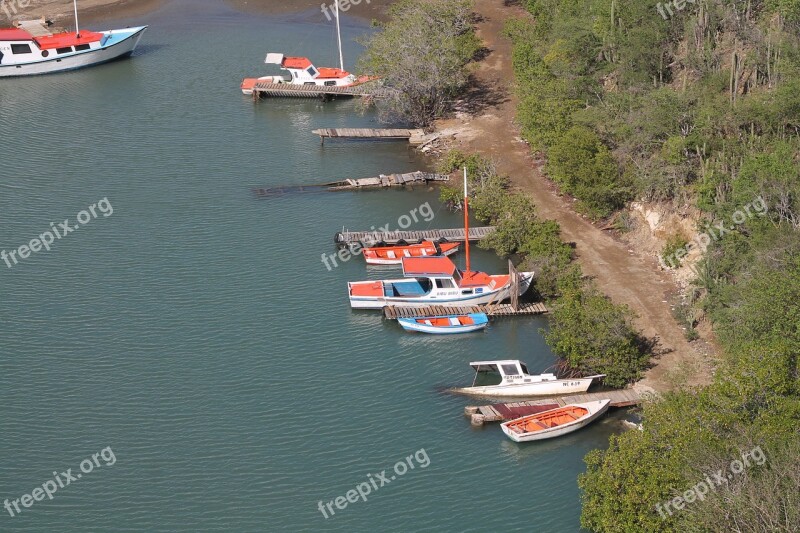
[348,280,386,309]
[500,422,522,443]
[241,77,258,95]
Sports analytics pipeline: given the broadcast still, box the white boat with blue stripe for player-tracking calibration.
[398,312,489,334]
[348,168,533,309]
[348,256,533,309]
[0,4,146,77]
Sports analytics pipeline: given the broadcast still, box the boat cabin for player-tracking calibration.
[263,53,354,87]
[468,360,557,387]
[384,256,504,298]
[0,27,105,66]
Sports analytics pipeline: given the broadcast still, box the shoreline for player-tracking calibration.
[0,0,710,394]
[1,0,395,26]
[427,0,716,394]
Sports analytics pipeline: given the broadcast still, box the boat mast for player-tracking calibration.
[335,0,344,71]
[73,0,80,37]
[463,167,471,275]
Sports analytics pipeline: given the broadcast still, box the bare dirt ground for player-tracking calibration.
[0,0,164,25]
[434,0,717,394]
[226,0,394,21]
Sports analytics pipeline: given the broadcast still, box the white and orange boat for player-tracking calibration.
[501,400,611,442]
[240,0,375,95]
[450,360,605,397]
[362,240,460,266]
[348,169,533,309]
[0,3,146,77]
[348,256,532,309]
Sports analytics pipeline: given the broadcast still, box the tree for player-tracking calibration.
[543,283,650,387]
[358,0,480,126]
[547,126,631,218]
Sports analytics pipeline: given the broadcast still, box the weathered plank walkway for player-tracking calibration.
[16,20,55,37]
[313,128,426,145]
[335,227,495,246]
[465,389,642,426]
[254,171,449,197]
[384,303,547,319]
[327,171,450,191]
[252,82,394,99]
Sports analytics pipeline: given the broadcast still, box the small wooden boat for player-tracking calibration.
[363,240,459,265]
[397,312,488,334]
[501,399,611,442]
[450,360,605,397]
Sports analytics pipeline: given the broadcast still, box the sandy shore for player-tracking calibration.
[226,0,394,21]
[0,0,395,26]
[1,0,164,25]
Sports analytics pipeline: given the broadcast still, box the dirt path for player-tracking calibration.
[435,0,715,394]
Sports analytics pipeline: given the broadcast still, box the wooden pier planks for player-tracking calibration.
[326,171,449,191]
[466,389,642,425]
[335,226,496,246]
[254,171,449,197]
[252,82,394,99]
[383,303,548,319]
[16,20,54,37]
[313,128,425,142]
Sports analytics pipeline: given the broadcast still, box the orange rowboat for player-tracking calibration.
[500,400,610,442]
[362,241,459,265]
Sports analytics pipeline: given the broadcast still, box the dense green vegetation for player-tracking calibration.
[507,0,800,221]
[358,0,480,126]
[439,151,650,387]
[501,0,800,530]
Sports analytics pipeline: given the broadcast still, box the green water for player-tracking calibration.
[0,2,624,531]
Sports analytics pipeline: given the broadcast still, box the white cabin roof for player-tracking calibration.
[469,360,524,368]
[265,53,284,65]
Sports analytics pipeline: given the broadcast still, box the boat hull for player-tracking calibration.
[364,243,459,266]
[451,377,596,397]
[348,272,533,309]
[398,313,488,334]
[0,27,147,77]
[501,400,611,442]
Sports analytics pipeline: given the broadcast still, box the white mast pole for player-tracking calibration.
[73,0,80,37]
[335,0,344,71]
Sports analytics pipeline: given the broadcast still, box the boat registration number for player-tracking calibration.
[562,381,581,387]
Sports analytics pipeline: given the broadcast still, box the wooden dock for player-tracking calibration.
[252,82,394,99]
[313,128,426,145]
[254,171,449,197]
[327,171,450,191]
[15,20,55,37]
[465,389,642,426]
[384,303,547,319]
[335,226,495,246]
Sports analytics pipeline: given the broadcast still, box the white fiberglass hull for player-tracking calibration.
[348,273,533,309]
[398,320,487,335]
[501,400,610,442]
[0,27,146,78]
[451,377,596,397]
